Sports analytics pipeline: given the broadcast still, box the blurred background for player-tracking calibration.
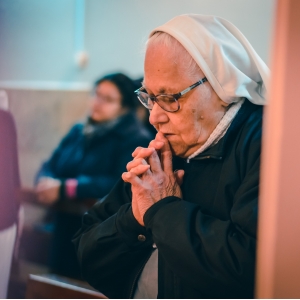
[0,0,275,187]
[0,0,275,298]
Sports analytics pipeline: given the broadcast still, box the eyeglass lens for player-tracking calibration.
[138,92,179,112]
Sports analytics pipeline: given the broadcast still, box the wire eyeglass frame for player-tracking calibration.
[134,77,208,112]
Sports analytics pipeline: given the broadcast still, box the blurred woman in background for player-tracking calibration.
[35,72,153,278]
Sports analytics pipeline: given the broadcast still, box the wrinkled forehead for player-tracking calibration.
[144,41,204,90]
[144,46,182,82]
[143,44,205,94]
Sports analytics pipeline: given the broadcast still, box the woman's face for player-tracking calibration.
[144,43,228,158]
[90,80,127,122]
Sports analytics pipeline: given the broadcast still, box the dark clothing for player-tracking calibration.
[50,211,83,278]
[36,112,153,199]
[73,100,262,298]
[36,112,153,278]
[0,109,20,230]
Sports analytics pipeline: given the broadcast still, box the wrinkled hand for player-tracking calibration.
[122,132,184,226]
[36,177,61,205]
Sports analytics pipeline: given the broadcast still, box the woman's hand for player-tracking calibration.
[36,177,61,205]
[122,132,184,226]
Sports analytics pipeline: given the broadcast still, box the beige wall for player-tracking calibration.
[6,89,90,187]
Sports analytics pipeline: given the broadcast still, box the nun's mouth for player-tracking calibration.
[164,133,176,140]
[160,132,174,137]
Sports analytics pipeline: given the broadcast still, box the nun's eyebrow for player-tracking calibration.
[157,87,167,94]
[142,82,167,94]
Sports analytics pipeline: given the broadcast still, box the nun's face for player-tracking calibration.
[144,43,228,158]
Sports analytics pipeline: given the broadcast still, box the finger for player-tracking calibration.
[148,140,164,150]
[148,140,164,160]
[129,164,151,176]
[132,146,144,158]
[126,158,147,172]
[155,132,173,173]
[122,171,143,185]
[133,147,155,160]
[132,147,147,157]
[174,169,185,186]
[148,150,163,173]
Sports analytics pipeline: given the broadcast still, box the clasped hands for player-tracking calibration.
[122,132,184,226]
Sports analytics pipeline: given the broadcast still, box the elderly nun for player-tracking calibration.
[73,14,269,299]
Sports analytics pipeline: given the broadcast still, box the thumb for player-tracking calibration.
[174,169,185,186]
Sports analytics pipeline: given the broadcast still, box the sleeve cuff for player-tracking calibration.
[143,196,181,229]
[65,179,78,199]
[115,203,153,249]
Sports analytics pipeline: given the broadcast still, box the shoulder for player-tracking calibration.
[239,102,263,144]
[231,102,263,167]
[65,122,84,137]
[229,100,263,145]
[70,122,84,131]
[55,123,85,147]
[220,100,263,164]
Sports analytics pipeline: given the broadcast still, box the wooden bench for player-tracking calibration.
[26,274,107,299]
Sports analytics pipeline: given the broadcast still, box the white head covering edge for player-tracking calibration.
[149,14,270,105]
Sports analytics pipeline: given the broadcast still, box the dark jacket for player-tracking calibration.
[35,111,153,279]
[0,110,21,230]
[73,100,262,298]
[36,112,153,199]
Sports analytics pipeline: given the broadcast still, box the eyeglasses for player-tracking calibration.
[134,77,207,112]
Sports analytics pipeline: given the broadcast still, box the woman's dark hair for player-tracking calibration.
[94,72,138,110]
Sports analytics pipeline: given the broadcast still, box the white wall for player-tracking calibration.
[0,0,275,90]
